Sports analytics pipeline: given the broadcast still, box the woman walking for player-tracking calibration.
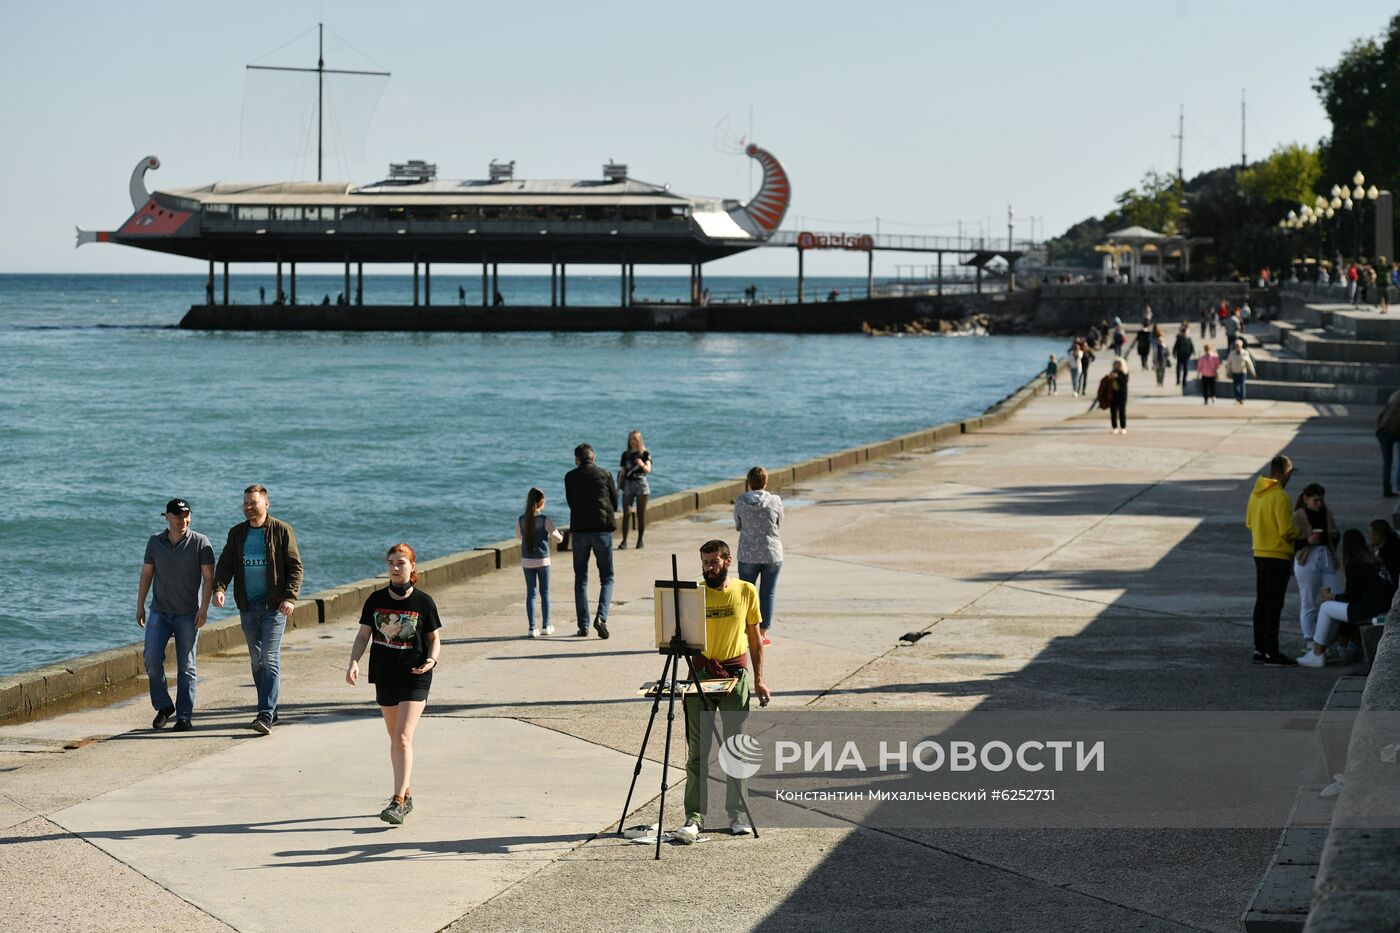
[1298,529,1397,667]
[734,466,784,646]
[618,430,652,549]
[1292,484,1340,654]
[1134,328,1152,370]
[1226,338,1257,404]
[1097,358,1130,434]
[346,543,442,824]
[1069,341,1083,396]
[1197,342,1221,404]
[516,488,564,637]
[1077,340,1096,397]
[1150,325,1169,386]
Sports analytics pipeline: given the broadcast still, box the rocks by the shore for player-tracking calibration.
[862,312,1001,337]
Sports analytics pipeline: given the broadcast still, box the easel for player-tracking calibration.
[618,554,760,859]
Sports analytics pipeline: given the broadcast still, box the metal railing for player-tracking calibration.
[764,230,1040,253]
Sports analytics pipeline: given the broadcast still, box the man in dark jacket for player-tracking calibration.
[1172,324,1195,393]
[214,484,303,733]
[565,444,618,638]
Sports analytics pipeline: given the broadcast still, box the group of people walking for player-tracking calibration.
[1246,455,1398,667]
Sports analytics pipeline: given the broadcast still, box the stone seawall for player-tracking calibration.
[0,367,1053,723]
[1034,282,1249,332]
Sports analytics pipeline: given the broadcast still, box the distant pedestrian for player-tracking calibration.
[517,488,563,637]
[1197,342,1221,404]
[1172,324,1195,392]
[735,466,785,646]
[1078,340,1096,396]
[1298,529,1396,667]
[565,444,618,638]
[259,286,265,305]
[1111,324,1126,358]
[618,430,652,549]
[1200,305,1212,339]
[1150,326,1168,386]
[1226,339,1257,404]
[345,542,441,823]
[494,289,505,307]
[213,484,303,734]
[1377,389,1400,498]
[1097,358,1129,434]
[458,285,466,307]
[1134,328,1151,370]
[1045,354,1058,395]
[1069,342,1083,395]
[1142,304,1154,329]
[1347,263,1359,304]
[137,498,214,732]
[1223,310,1241,349]
[1291,483,1340,655]
[1246,455,1298,665]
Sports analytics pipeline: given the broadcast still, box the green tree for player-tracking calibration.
[1313,14,1400,190]
[1107,171,1186,235]
[1238,143,1322,206]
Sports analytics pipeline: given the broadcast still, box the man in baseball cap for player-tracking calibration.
[137,498,215,731]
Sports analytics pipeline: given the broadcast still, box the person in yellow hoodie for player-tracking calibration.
[1246,455,1299,665]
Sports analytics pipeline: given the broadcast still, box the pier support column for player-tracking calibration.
[356,263,363,305]
[222,262,229,305]
[695,263,702,306]
[206,260,214,306]
[290,263,297,305]
[344,257,350,305]
[425,262,431,306]
[492,264,499,305]
[937,253,943,296]
[866,251,873,299]
[561,263,567,307]
[620,255,627,308]
[413,260,419,307]
[689,263,698,306]
[482,261,489,307]
[628,263,636,306]
[550,260,558,307]
[976,265,982,294]
[797,250,805,304]
[276,261,283,305]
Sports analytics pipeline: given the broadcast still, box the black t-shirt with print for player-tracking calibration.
[620,449,651,481]
[358,586,442,682]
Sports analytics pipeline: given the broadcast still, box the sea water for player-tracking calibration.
[0,274,1058,675]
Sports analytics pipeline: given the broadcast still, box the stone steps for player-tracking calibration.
[1244,380,1395,405]
[1254,357,1400,384]
[1267,321,1399,363]
[1327,308,1400,341]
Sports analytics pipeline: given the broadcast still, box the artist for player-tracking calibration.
[674,538,770,844]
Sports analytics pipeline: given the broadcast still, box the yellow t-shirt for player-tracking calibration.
[703,579,761,661]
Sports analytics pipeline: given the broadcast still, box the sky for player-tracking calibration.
[2,0,1393,277]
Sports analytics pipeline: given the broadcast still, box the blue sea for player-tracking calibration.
[0,273,1059,676]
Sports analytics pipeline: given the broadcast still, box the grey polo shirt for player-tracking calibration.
[144,530,215,615]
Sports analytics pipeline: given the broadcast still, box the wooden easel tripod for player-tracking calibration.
[617,554,760,859]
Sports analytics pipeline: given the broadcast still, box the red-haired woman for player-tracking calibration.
[346,543,442,824]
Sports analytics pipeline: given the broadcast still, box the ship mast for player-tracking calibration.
[246,23,390,181]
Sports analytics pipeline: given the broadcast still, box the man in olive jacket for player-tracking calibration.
[213,484,303,733]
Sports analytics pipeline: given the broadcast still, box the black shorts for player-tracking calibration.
[373,671,432,707]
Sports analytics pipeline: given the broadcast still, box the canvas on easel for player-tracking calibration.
[653,582,706,652]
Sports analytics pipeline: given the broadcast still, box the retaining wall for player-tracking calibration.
[0,368,1052,722]
[1033,282,1248,332]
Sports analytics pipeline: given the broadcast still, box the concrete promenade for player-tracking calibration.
[1,353,1389,932]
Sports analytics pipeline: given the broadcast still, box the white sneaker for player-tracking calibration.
[542,625,555,636]
[528,629,538,639]
[729,818,753,836]
[673,821,700,844]
[1297,651,1325,668]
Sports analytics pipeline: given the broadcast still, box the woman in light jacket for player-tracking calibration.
[1292,483,1340,652]
[734,466,784,646]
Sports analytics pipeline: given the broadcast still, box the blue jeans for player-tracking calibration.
[239,604,285,720]
[144,610,198,721]
[571,532,614,630]
[738,561,782,632]
[1378,429,1399,495]
[1232,373,1247,402]
[523,564,551,630]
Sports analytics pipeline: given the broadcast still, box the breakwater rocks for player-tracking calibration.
[862,314,993,337]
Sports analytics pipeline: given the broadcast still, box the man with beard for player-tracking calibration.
[673,539,770,844]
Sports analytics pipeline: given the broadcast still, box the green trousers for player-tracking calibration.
[682,665,750,826]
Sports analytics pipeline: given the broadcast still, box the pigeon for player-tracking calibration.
[898,631,929,645]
